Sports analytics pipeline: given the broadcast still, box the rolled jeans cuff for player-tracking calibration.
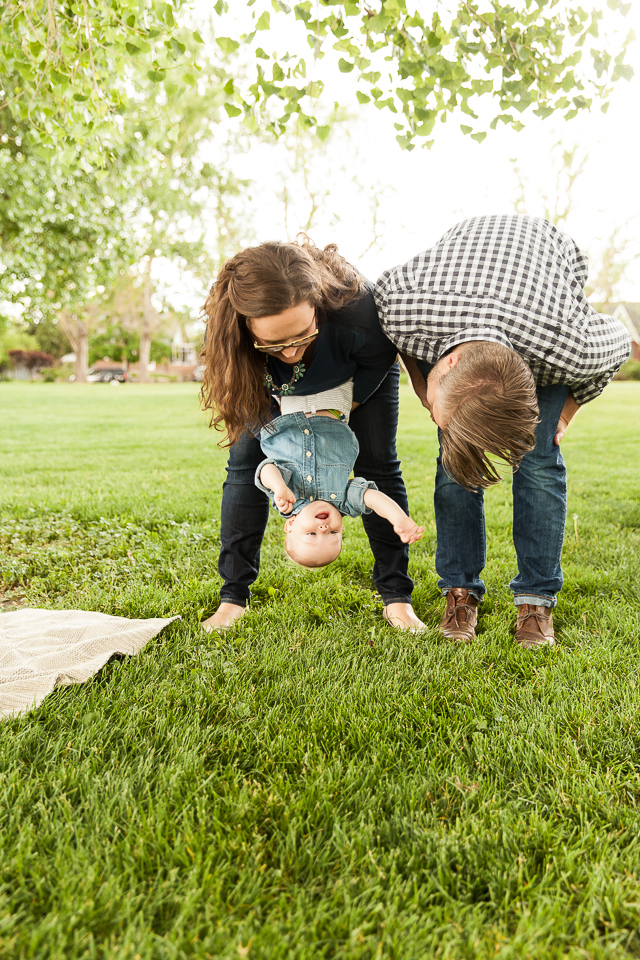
[382,596,414,606]
[514,594,556,608]
[219,594,249,609]
[442,587,483,603]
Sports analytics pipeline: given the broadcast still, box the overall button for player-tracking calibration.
[307,475,312,482]
[306,451,312,458]
[330,494,337,499]
[304,429,310,435]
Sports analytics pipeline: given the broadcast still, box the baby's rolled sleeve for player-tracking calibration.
[344,477,378,517]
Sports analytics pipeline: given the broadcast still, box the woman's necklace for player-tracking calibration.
[263,358,306,396]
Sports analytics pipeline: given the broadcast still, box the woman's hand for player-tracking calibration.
[274,485,295,514]
[393,516,425,544]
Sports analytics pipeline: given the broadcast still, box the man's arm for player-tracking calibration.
[554,391,580,445]
[362,488,424,544]
[399,353,430,410]
[258,462,295,514]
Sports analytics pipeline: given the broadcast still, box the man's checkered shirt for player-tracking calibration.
[374,215,631,405]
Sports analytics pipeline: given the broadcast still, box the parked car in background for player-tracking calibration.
[86,366,127,383]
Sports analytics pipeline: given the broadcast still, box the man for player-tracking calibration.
[375,215,631,649]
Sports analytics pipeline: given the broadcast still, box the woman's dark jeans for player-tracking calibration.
[218,364,413,607]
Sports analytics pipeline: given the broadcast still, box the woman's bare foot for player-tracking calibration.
[383,602,426,633]
[201,602,248,633]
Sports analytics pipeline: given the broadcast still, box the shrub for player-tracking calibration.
[614,357,640,381]
[8,349,56,378]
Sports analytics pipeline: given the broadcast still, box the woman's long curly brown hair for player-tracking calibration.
[200,237,365,445]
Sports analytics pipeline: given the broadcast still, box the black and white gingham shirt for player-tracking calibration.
[374,215,631,404]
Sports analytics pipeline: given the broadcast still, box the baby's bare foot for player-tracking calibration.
[383,602,426,633]
[201,602,247,633]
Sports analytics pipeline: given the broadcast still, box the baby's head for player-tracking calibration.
[284,500,344,568]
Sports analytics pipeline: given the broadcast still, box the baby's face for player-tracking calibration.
[284,501,344,567]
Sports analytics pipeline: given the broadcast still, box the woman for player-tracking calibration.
[200,237,424,632]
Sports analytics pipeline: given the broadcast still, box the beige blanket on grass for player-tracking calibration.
[0,608,179,719]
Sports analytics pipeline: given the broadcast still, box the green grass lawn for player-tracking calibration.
[1,381,639,960]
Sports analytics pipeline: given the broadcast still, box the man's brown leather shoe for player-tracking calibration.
[515,604,556,649]
[438,588,479,643]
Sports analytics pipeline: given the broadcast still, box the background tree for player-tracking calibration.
[512,142,588,227]
[1,0,632,174]
[88,324,142,368]
[58,302,106,383]
[583,225,640,309]
[0,114,136,315]
[96,269,172,382]
[254,105,394,263]
[23,317,70,362]
[115,74,248,381]
[2,39,250,382]
[0,0,206,170]
[512,141,640,309]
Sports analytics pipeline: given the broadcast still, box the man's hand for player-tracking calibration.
[554,392,580,445]
[392,516,425,544]
[555,415,569,445]
[274,485,295,514]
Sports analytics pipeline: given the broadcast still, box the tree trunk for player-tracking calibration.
[139,258,153,384]
[75,320,89,383]
[58,310,90,383]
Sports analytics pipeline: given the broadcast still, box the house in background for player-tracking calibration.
[612,303,640,361]
[116,327,202,381]
[171,328,198,365]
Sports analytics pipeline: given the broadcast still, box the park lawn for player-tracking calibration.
[0,380,639,960]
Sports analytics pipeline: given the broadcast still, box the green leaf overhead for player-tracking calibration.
[231,0,632,147]
[0,0,206,171]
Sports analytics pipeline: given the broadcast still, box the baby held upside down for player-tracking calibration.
[254,381,424,569]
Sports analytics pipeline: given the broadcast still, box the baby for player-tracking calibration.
[255,381,424,568]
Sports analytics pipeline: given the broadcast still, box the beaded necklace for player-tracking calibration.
[263,359,306,396]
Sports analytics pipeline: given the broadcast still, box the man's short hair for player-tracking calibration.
[438,342,539,490]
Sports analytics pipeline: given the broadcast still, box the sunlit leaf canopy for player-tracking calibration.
[0,0,634,170]
[1,2,237,312]
[227,0,634,148]
[0,0,206,170]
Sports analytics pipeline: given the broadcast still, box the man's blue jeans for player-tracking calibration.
[432,383,569,608]
[218,364,414,607]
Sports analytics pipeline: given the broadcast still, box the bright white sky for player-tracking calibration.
[177,0,640,313]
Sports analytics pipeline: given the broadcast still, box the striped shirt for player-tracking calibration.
[374,215,631,404]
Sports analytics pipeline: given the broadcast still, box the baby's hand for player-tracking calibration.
[393,516,424,544]
[274,485,295,514]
